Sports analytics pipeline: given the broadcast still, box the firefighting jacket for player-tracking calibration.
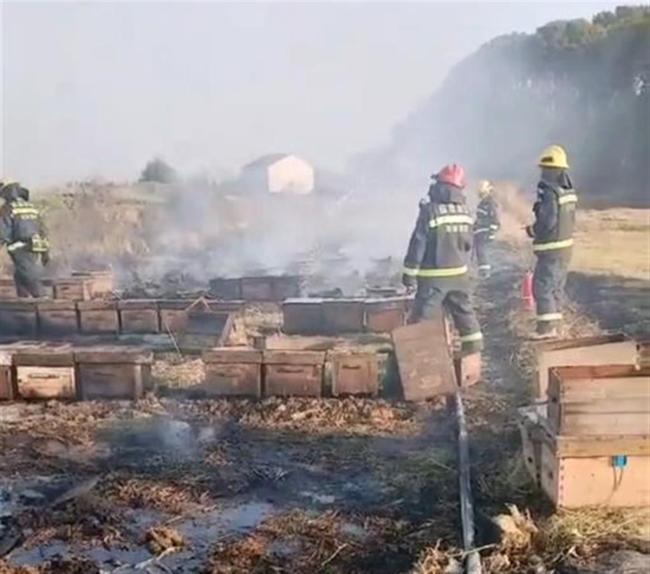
[531,180,577,253]
[403,183,473,279]
[473,196,500,239]
[0,185,49,254]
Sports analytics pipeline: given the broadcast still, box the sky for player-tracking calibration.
[0,0,620,185]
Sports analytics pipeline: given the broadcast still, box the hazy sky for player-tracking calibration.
[1,1,619,185]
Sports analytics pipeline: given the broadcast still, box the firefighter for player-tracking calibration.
[0,180,50,298]
[525,145,577,339]
[402,164,483,355]
[473,180,500,278]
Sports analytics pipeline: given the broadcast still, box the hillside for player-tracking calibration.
[350,6,650,205]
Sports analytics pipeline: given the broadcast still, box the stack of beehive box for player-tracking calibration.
[202,347,381,398]
[519,335,650,508]
[0,343,154,401]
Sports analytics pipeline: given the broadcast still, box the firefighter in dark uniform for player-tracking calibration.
[0,180,50,298]
[473,180,500,278]
[402,164,483,355]
[525,145,577,339]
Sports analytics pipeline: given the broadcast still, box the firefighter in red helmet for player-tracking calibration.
[402,164,483,355]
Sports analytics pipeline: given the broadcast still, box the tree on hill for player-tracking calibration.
[139,157,178,184]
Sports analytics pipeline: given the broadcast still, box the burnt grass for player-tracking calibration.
[0,242,633,573]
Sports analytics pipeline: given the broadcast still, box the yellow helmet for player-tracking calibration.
[477,179,493,197]
[538,145,569,169]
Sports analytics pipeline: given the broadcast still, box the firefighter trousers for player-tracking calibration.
[409,278,483,353]
[532,251,570,334]
[10,249,45,298]
[474,233,493,277]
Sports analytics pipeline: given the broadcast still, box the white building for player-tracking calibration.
[239,153,315,194]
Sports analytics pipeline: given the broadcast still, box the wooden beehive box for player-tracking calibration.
[282,298,324,335]
[328,351,379,396]
[78,300,120,334]
[76,346,153,400]
[263,350,325,397]
[548,365,650,436]
[535,334,637,400]
[392,319,456,401]
[0,301,38,336]
[53,277,93,301]
[118,300,160,334]
[158,300,190,332]
[202,348,262,397]
[321,299,365,333]
[208,277,242,300]
[37,300,79,336]
[517,404,650,507]
[0,348,16,400]
[364,297,407,333]
[454,352,482,388]
[14,345,76,400]
[0,277,17,299]
[72,270,114,298]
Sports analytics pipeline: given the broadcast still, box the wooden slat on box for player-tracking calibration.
[328,352,379,396]
[0,349,15,400]
[54,277,93,301]
[535,334,637,400]
[0,301,38,336]
[321,299,365,333]
[548,366,650,435]
[364,297,406,333]
[540,442,650,508]
[392,319,455,401]
[17,366,76,400]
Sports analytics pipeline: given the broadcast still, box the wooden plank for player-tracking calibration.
[556,377,650,401]
[553,411,650,436]
[535,336,637,400]
[16,366,76,400]
[75,346,153,364]
[392,319,455,401]
[263,350,325,366]
[203,348,262,364]
[555,435,650,457]
[454,352,482,388]
[0,366,16,400]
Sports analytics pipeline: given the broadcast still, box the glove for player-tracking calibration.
[41,251,50,266]
[402,273,417,294]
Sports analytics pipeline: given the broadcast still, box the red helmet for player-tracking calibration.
[435,164,466,189]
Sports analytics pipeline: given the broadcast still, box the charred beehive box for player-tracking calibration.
[273,275,302,300]
[76,346,154,400]
[0,301,39,337]
[0,277,17,299]
[158,300,191,332]
[240,276,275,301]
[14,345,76,400]
[0,348,16,400]
[282,298,324,335]
[202,348,262,398]
[178,310,234,352]
[53,277,94,301]
[328,351,379,397]
[263,350,325,397]
[118,300,160,334]
[78,300,120,334]
[208,278,242,300]
[364,297,408,333]
[322,299,365,333]
[37,300,79,336]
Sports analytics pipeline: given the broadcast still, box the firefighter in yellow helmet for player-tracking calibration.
[472,180,500,278]
[525,145,577,339]
[0,180,50,298]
